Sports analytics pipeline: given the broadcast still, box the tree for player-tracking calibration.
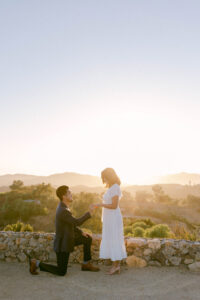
[9,180,24,191]
[152,185,171,203]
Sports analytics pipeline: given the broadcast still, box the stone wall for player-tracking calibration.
[1,231,200,270]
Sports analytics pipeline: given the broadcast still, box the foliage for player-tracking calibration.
[132,227,145,237]
[132,221,149,230]
[9,180,24,191]
[0,181,56,228]
[172,223,197,241]
[4,221,33,232]
[184,195,200,208]
[135,190,152,202]
[152,185,172,203]
[145,224,171,238]
[124,225,133,235]
[71,192,102,233]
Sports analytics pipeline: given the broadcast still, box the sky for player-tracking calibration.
[0,0,200,184]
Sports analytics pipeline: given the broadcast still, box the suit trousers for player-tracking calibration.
[39,234,92,276]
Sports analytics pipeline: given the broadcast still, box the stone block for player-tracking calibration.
[147,239,161,250]
[188,262,200,272]
[126,238,147,248]
[126,255,147,268]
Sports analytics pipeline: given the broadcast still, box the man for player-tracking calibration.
[29,185,99,275]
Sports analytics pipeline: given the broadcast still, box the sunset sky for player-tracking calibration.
[1,0,200,184]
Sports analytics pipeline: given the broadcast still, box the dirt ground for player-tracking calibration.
[1,262,200,300]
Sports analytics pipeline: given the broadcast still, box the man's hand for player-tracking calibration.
[82,232,92,238]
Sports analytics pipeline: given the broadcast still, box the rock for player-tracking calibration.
[168,256,181,266]
[17,253,27,262]
[163,239,174,247]
[147,239,161,250]
[184,259,194,265]
[148,261,161,267]
[133,248,143,257]
[126,255,147,268]
[195,252,200,261]
[143,249,152,256]
[178,240,189,255]
[126,238,147,248]
[0,253,5,260]
[188,262,200,272]
[162,247,176,257]
[0,243,6,250]
[151,251,166,265]
[29,238,38,247]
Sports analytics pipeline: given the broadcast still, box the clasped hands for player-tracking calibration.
[89,203,102,214]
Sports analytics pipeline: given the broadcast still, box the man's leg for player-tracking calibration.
[74,234,92,262]
[39,252,70,276]
[74,234,99,271]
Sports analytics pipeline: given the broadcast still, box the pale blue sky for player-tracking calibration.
[1,0,200,184]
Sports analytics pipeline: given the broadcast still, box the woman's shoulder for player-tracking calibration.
[109,183,121,196]
[110,183,120,189]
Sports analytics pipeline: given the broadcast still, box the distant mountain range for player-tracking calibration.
[0,172,103,188]
[1,171,200,187]
[156,172,200,185]
[1,172,200,199]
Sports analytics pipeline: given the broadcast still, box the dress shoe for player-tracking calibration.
[29,258,39,275]
[81,262,100,272]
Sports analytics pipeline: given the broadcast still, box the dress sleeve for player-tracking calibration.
[110,184,121,198]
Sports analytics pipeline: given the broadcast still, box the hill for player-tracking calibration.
[156,172,200,185]
[0,172,103,187]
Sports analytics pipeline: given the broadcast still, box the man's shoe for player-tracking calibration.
[29,259,39,275]
[81,262,100,272]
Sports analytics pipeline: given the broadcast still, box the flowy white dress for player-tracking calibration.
[100,184,127,261]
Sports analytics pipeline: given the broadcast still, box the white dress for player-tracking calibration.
[100,184,127,261]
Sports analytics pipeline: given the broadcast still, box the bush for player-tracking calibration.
[132,222,148,230]
[124,226,133,236]
[172,223,197,241]
[145,224,171,238]
[4,221,33,232]
[132,227,145,237]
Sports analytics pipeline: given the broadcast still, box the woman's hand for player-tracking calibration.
[90,203,102,209]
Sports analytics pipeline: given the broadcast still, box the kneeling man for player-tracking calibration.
[29,185,99,275]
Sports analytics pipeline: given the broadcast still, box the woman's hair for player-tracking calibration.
[56,185,69,201]
[101,168,121,187]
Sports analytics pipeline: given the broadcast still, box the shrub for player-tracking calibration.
[141,218,155,227]
[124,226,133,236]
[3,221,33,232]
[172,223,197,241]
[132,227,145,237]
[132,222,148,230]
[145,224,171,238]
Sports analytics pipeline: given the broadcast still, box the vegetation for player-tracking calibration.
[4,221,33,232]
[0,181,199,241]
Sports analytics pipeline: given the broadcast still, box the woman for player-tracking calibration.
[93,168,127,275]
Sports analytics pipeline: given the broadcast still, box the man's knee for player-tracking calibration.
[85,235,92,244]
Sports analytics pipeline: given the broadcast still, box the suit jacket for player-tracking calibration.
[53,201,91,253]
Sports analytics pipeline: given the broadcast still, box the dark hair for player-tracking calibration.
[56,185,69,201]
[101,168,121,187]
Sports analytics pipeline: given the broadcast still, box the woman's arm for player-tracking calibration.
[94,195,119,210]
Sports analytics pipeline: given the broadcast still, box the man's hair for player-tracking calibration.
[56,185,69,201]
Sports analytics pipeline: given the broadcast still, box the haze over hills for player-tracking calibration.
[0,172,103,188]
[155,172,200,185]
[1,172,200,198]
[1,171,200,187]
